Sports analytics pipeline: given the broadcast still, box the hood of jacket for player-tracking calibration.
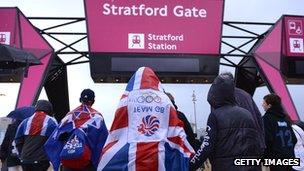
[207,74,236,109]
[35,99,53,116]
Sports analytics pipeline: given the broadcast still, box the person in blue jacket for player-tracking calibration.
[262,93,297,171]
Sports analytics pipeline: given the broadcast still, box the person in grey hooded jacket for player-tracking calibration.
[189,74,261,171]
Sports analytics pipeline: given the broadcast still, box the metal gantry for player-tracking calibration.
[28,17,274,81]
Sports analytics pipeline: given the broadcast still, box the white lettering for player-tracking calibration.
[102,3,168,17]
[263,159,300,166]
[102,3,111,15]
[173,6,183,17]
[102,3,206,18]
[277,121,287,127]
[173,6,207,18]
[234,159,262,166]
[147,34,184,41]
[234,159,242,166]
[159,6,167,16]
[199,9,207,17]
[123,7,131,15]
[148,43,177,50]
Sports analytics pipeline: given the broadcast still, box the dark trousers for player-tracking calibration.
[21,161,50,171]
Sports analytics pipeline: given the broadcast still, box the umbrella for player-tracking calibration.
[7,106,35,121]
[0,44,41,69]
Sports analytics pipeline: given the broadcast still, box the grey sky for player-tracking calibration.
[0,0,304,129]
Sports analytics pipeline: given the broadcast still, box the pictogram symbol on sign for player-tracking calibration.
[128,33,144,49]
[288,20,303,35]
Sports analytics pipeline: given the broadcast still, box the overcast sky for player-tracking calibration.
[0,0,304,130]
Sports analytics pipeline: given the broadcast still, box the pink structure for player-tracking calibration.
[85,0,224,55]
[0,8,54,108]
[253,15,304,120]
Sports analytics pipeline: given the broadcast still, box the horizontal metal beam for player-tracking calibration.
[221,54,253,57]
[223,21,274,25]
[66,60,90,65]
[222,35,258,39]
[56,51,89,55]
[42,32,87,35]
[28,17,85,20]
[219,63,235,67]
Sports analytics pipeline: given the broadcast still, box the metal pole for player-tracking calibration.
[192,90,198,134]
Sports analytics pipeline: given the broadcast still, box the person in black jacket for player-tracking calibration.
[221,72,266,155]
[190,74,261,171]
[262,93,297,171]
[0,119,22,171]
[15,100,58,171]
[165,92,201,151]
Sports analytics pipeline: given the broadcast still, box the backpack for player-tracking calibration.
[59,129,91,169]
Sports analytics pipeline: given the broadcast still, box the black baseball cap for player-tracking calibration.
[79,89,95,103]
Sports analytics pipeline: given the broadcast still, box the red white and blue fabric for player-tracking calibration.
[98,67,194,171]
[15,111,58,138]
[44,105,108,171]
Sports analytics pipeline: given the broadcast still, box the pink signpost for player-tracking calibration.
[284,16,304,57]
[253,15,304,121]
[85,0,224,55]
[0,8,54,108]
[85,0,225,83]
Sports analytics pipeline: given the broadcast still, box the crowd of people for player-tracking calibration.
[0,67,303,171]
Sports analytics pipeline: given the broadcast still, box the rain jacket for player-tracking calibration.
[263,105,296,171]
[98,67,194,171]
[263,105,296,160]
[235,87,265,154]
[0,120,21,167]
[15,111,57,164]
[190,75,261,171]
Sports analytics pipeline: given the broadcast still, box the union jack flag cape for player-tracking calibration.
[98,67,194,171]
[44,104,108,171]
[15,111,57,138]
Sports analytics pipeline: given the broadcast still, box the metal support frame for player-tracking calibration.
[29,17,88,66]
[28,17,274,76]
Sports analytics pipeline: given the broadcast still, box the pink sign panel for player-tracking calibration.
[284,16,304,57]
[0,8,53,108]
[0,9,18,46]
[85,0,224,54]
[255,58,298,121]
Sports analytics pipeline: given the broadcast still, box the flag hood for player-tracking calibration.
[125,66,162,92]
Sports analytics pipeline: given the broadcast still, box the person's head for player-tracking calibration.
[220,72,234,81]
[207,74,236,109]
[79,89,95,106]
[35,99,53,116]
[262,93,281,111]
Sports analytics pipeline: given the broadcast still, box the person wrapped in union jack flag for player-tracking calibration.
[15,100,58,171]
[98,66,194,171]
[44,89,108,171]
